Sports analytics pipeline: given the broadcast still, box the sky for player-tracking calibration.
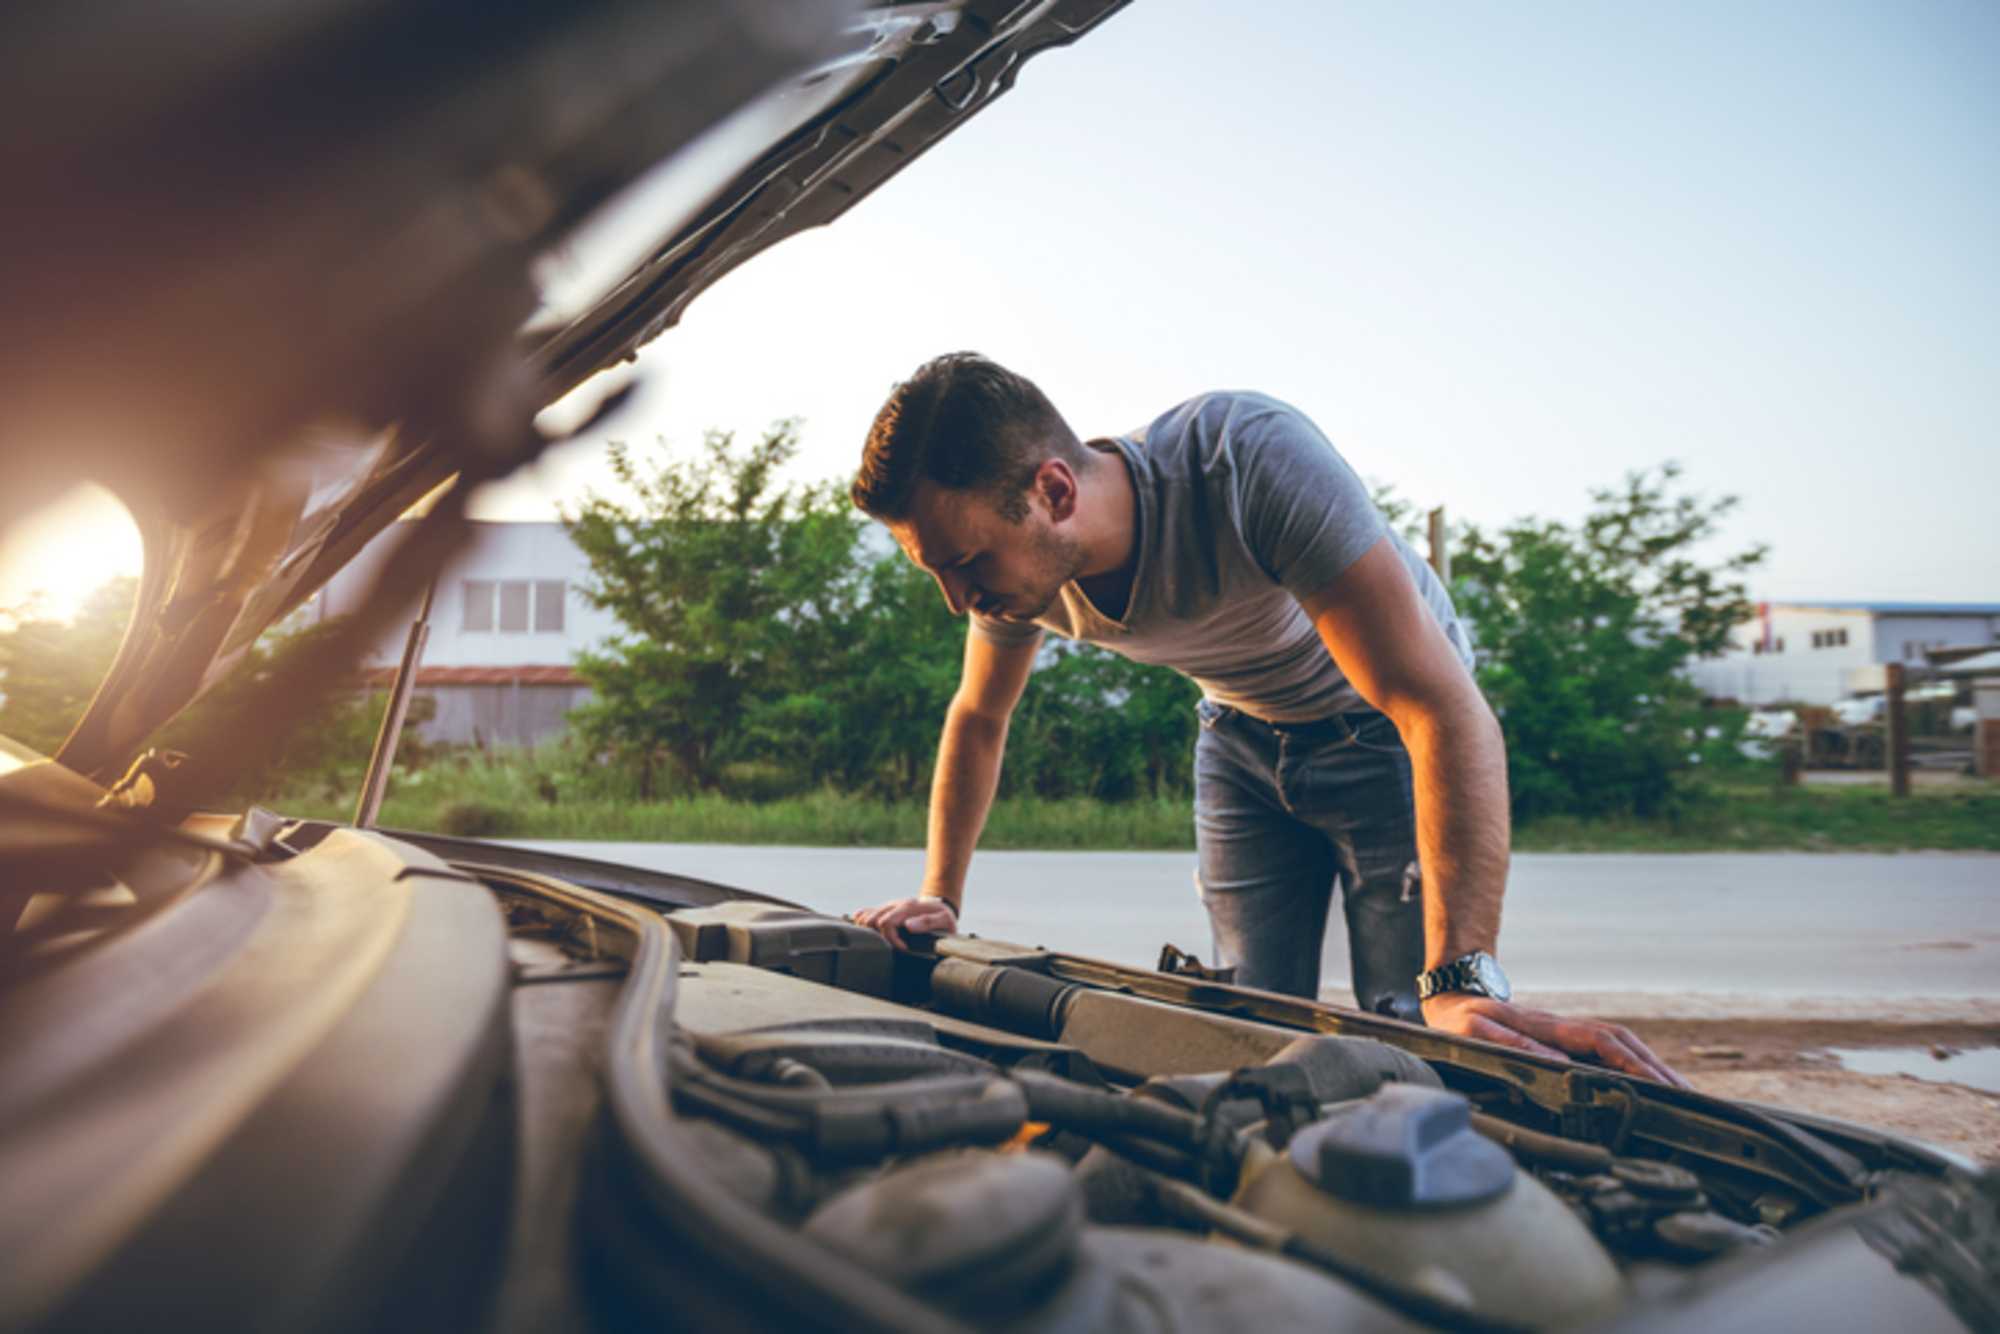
[5,0,1996,618]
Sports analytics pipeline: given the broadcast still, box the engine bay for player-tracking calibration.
[3,809,1991,1333]
[488,874,1993,1333]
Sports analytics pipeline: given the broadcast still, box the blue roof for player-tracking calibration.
[1767,600,2000,616]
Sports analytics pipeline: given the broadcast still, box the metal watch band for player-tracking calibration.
[1415,952,1504,1001]
[1415,959,1465,1000]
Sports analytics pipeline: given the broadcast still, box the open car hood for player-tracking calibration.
[0,0,1129,783]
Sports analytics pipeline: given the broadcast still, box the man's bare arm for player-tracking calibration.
[854,626,1040,947]
[1300,540,1509,967]
[1302,538,1686,1086]
[919,629,1041,906]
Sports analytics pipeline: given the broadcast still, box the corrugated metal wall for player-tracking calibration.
[411,684,591,747]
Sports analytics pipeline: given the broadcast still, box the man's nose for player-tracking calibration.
[933,567,970,616]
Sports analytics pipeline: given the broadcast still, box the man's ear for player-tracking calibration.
[1032,458,1079,522]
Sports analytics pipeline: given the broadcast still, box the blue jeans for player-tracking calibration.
[1193,698,1425,1019]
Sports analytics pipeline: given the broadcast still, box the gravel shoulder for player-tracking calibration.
[1517,991,2000,1165]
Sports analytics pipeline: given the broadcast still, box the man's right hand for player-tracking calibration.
[853,896,958,950]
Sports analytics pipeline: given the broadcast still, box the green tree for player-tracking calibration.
[0,578,139,755]
[562,423,864,794]
[0,577,409,801]
[160,619,425,804]
[1111,656,1202,798]
[1006,644,1198,801]
[1451,463,1764,820]
[743,552,964,797]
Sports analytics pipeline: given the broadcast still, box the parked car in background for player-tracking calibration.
[1745,708,1800,740]
[1829,697,1885,727]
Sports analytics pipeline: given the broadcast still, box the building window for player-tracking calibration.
[461,579,567,633]
[534,580,566,633]
[463,580,494,632]
[498,581,531,633]
[1811,628,1849,650]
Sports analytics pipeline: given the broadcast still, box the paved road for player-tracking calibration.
[511,843,1999,1000]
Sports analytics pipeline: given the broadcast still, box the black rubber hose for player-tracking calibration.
[810,1080,1028,1160]
[673,1056,1000,1116]
[1264,1034,1442,1099]
[927,959,1079,1038]
[1092,1132,1205,1182]
[729,1039,996,1086]
[1011,1070,1207,1148]
[671,1075,814,1140]
[1469,1111,1612,1172]
[763,1057,834,1091]
[672,1051,1029,1162]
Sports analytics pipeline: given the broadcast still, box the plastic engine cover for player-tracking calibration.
[668,902,891,996]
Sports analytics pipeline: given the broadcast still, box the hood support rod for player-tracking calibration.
[354,576,436,829]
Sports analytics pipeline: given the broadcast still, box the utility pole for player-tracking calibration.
[1884,661,1910,799]
[1427,506,1450,583]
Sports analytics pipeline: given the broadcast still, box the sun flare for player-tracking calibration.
[0,483,145,626]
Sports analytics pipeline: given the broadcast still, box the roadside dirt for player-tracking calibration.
[1518,994,2000,1165]
[1639,1018,2000,1164]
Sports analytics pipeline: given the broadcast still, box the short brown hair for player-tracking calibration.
[852,353,1083,522]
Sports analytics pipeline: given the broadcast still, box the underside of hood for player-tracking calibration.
[0,0,1129,784]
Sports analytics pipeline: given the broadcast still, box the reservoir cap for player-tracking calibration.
[1291,1083,1515,1210]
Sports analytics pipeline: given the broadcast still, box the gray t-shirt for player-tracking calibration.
[970,391,1473,723]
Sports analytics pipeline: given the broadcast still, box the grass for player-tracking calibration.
[278,787,1195,849]
[269,758,1998,852]
[1511,781,2000,853]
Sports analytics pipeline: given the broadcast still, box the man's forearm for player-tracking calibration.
[1395,693,1511,969]
[920,705,1009,908]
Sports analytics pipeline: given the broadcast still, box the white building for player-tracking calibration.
[1689,600,2000,706]
[317,521,618,746]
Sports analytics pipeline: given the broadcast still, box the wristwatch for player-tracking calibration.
[1415,951,1511,1002]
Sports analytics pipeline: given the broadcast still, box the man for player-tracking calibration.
[851,353,1682,1085]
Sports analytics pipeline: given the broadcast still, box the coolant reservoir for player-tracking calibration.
[1233,1083,1624,1327]
[805,1149,1428,1331]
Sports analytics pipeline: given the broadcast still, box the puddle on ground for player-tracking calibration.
[1824,1046,2000,1095]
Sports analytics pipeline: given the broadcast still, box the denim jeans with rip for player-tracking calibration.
[1192,697,1426,1020]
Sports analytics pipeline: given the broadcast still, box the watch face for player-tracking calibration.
[1473,954,1512,1002]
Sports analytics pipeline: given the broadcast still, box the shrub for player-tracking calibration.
[1453,464,1765,821]
[715,760,813,804]
[436,800,520,838]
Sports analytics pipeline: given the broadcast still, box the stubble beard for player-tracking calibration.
[1005,523,1088,621]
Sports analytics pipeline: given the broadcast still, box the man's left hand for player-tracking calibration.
[1421,993,1690,1088]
